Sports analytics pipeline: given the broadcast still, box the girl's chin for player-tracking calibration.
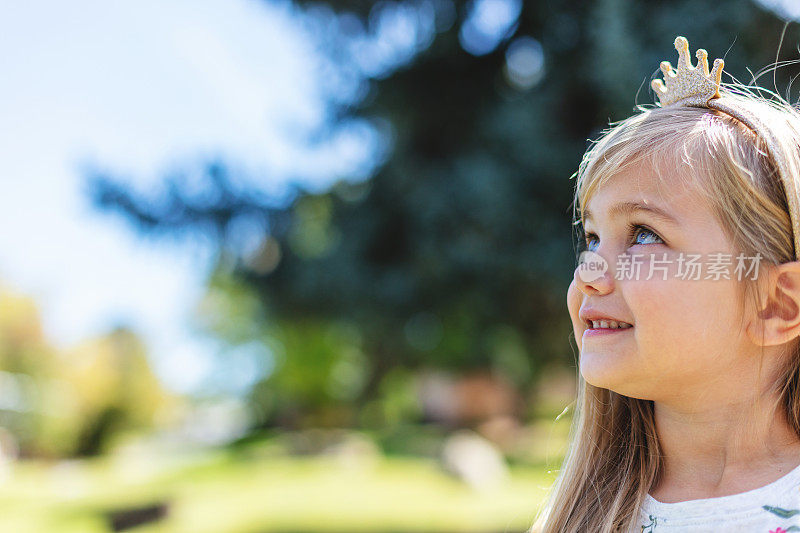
[580,360,656,399]
[579,351,635,391]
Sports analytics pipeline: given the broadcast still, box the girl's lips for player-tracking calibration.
[583,326,634,338]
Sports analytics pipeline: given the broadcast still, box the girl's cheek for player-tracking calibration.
[566,279,585,350]
[625,276,688,344]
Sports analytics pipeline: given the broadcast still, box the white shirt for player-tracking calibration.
[633,462,800,532]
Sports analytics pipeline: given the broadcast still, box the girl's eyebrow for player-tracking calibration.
[583,201,680,226]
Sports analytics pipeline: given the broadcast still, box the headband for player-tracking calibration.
[651,36,800,261]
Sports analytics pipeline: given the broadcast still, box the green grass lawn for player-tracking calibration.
[0,420,569,533]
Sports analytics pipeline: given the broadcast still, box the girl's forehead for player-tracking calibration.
[581,163,712,223]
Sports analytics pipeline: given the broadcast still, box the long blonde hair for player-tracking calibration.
[534,88,800,532]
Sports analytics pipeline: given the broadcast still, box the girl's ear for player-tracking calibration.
[747,261,800,346]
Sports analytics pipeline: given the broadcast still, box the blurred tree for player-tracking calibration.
[87,0,799,428]
[64,327,176,456]
[0,284,173,457]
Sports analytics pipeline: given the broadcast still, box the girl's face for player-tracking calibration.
[567,162,765,405]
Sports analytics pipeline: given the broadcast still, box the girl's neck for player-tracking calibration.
[650,398,800,503]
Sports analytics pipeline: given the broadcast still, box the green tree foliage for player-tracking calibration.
[86,0,800,428]
[0,284,173,457]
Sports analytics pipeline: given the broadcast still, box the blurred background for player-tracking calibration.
[1,0,800,531]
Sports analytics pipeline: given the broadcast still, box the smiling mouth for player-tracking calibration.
[583,329,632,342]
[585,319,633,330]
[578,311,635,334]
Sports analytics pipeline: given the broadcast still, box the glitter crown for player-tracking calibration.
[651,36,724,107]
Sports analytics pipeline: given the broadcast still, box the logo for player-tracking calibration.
[577,251,608,282]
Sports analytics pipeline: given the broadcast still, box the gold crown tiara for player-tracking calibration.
[651,36,724,107]
[651,36,800,261]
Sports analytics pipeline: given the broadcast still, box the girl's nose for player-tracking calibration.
[573,252,614,296]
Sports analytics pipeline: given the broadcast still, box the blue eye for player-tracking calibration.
[631,224,663,246]
[584,233,599,252]
[582,223,663,250]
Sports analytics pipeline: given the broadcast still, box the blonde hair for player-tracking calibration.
[533,87,800,532]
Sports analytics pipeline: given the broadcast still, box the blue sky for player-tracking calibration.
[0,0,380,394]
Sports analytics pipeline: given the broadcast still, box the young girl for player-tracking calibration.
[534,36,800,532]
